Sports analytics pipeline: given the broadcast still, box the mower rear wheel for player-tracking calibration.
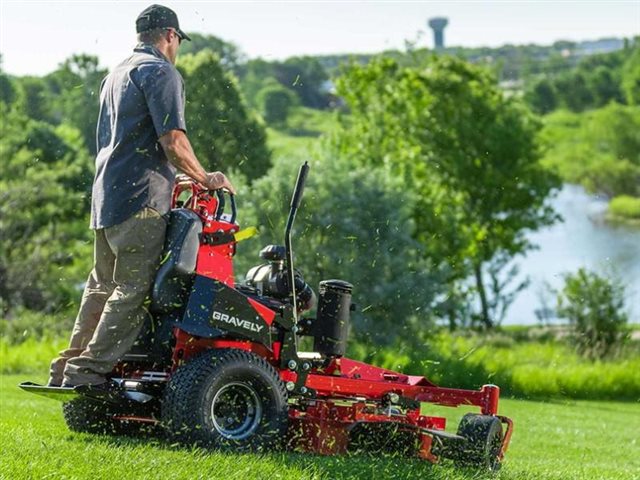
[161,349,288,451]
[454,413,503,471]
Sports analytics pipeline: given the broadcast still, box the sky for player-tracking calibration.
[1,1,639,76]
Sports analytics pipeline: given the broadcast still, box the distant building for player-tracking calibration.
[428,17,449,50]
[575,38,625,56]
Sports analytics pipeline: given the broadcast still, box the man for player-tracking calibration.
[48,4,234,388]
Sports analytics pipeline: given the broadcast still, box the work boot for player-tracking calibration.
[47,378,62,387]
[48,357,69,386]
[61,374,108,389]
[48,348,83,387]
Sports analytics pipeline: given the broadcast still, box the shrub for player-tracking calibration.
[540,105,640,198]
[609,195,640,220]
[0,309,73,345]
[556,268,629,360]
[237,154,445,345]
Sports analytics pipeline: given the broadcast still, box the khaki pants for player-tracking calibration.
[49,208,167,386]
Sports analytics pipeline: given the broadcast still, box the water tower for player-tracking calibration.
[428,17,449,50]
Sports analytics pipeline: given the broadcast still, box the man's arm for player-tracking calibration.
[158,130,236,194]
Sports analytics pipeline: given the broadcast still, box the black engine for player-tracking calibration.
[244,245,354,358]
[244,245,315,312]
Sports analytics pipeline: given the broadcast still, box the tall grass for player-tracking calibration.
[0,310,70,376]
[2,312,639,400]
[0,337,66,374]
[0,309,73,344]
[349,330,640,401]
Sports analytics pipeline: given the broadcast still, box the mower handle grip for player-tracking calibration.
[290,162,310,209]
[214,188,237,224]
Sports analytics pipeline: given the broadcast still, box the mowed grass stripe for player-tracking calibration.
[1,374,638,480]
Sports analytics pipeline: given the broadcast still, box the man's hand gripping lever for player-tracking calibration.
[205,171,236,195]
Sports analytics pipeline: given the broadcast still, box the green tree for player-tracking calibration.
[622,45,640,105]
[178,32,244,71]
[238,57,330,110]
[0,56,17,107]
[14,76,53,122]
[582,104,640,197]
[0,106,93,314]
[238,59,275,108]
[274,57,329,109]
[522,48,628,113]
[331,57,560,329]
[177,50,271,180]
[45,54,107,154]
[257,82,298,126]
[556,268,629,360]
[554,71,594,112]
[525,78,557,114]
[588,66,623,107]
[235,154,445,343]
[0,73,16,107]
[541,104,640,197]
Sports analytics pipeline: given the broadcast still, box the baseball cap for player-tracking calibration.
[136,4,191,41]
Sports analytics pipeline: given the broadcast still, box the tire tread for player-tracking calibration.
[162,348,288,450]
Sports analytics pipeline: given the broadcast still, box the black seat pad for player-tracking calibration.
[150,209,202,313]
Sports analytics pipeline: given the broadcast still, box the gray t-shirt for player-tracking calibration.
[91,44,186,229]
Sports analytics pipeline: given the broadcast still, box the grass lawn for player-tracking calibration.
[1,374,638,480]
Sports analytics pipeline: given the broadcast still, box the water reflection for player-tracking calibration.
[507,184,640,325]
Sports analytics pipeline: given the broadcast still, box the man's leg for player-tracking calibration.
[48,230,115,386]
[63,208,166,385]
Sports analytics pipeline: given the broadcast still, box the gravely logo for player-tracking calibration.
[213,311,264,333]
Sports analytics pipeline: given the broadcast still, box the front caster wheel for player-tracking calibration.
[454,413,504,471]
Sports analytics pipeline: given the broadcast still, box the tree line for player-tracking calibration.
[0,48,270,316]
[525,41,640,114]
[1,35,634,343]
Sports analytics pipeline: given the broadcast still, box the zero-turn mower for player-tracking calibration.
[21,162,512,470]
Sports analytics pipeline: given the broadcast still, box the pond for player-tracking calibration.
[505,184,640,325]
